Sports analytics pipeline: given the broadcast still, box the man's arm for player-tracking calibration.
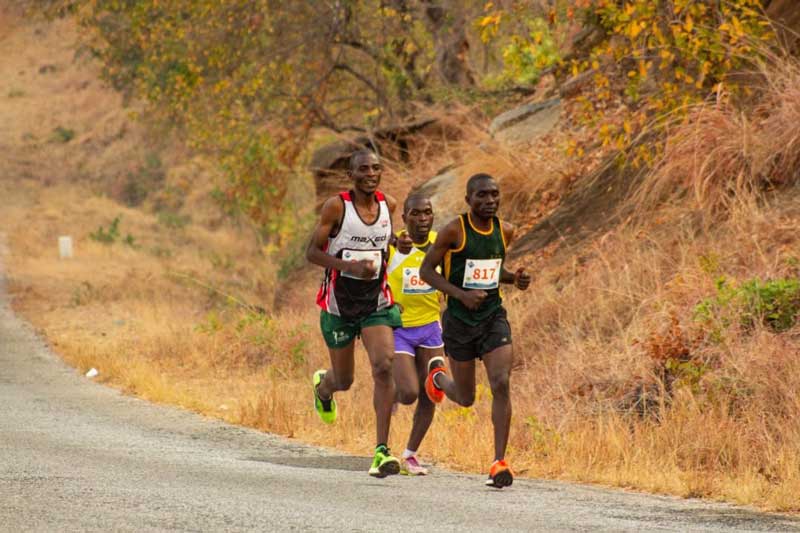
[420,219,487,310]
[498,221,531,290]
[306,196,376,278]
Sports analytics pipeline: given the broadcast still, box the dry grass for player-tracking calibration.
[638,54,800,214]
[502,203,800,509]
[3,9,800,513]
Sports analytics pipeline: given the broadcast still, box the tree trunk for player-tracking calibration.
[421,1,475,87]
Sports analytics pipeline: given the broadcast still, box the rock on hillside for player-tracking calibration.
[309,117,447,206]
[489,98,561,146]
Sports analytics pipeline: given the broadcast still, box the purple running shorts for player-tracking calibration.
[393,321,444,356]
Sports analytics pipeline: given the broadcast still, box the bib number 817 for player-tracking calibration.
[462,258,501,289]
[472,268,496,281]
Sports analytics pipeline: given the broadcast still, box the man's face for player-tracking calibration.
[402,198,434,239]
[466,178,500,219]
[347,152,382,195]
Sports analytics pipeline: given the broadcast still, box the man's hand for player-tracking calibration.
[346,259,377,279]
[396,231,413,254]
[458,289,487,310]
[514,268,531,290]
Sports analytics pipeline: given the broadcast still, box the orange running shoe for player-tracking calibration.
[485,460,514,488]
[424,356,446,403]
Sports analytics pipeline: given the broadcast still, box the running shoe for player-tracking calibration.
[424,356,446,403]
[312,369,336,424]
[368,445,400,477]
[485,459,514,488]
[400,455,429,476]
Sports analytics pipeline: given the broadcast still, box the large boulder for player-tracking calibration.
[489,98,561,146]
[309,137,372,207]
[413,165,463,230]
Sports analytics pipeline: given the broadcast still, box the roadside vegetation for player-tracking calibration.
[2,1,799,510]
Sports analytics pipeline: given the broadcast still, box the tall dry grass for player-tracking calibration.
[503,203,800,509]
[638,54,800,214]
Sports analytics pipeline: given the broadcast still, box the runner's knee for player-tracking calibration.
[396,383,419,405]
[334,374,354,391]
[371,358,393,382]
[455,392,475,407]
[488,373,510,398]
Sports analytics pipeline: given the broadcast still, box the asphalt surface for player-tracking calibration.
[1,255,800,532]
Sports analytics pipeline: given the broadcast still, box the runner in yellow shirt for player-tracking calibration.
[387,193,443,475]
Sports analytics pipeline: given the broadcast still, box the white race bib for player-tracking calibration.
[402,267,434,294]
[462,258,502,289]
[341,249,381,280]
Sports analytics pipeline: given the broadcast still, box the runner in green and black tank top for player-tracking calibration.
[444,212,506,326]
[418,173,532,490]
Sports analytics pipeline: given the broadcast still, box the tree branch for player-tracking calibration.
[333,63,383,100]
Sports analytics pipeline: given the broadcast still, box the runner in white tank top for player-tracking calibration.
[306,149,403,477]
[316,189,394,318]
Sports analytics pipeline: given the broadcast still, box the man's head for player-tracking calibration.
[402,193,434,242]
[347,149,382,195]
[465,173,499,220]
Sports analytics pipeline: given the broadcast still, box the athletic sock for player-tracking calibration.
[402,448,416,459]
[376,443,388,453]
[315,383,333,409]
[315,383,332,401]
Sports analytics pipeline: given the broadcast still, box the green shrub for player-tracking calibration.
[50,126,75,143]
[89,216,137,247]
[739,278,800,332]
[157,210,190,229]
[89,216,121,244]
[694,276,800,337]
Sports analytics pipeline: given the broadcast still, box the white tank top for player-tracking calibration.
[316,190,394,318]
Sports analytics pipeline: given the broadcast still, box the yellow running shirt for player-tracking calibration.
[387,231,440,328]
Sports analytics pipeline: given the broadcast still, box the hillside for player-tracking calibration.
[2,2,800,511]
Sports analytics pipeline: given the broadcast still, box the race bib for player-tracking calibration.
[402,267,434,294]
[462,258,502,289]
[341,249,381,280]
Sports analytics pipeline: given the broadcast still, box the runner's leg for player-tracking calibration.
[393,351,418,405]
[481,344,513,461]
[316,342,356,399]
[361,324,395,445]
[437,356,476,407]
[405,347,439,452]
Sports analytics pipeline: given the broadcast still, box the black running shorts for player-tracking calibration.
[442,306,512,361]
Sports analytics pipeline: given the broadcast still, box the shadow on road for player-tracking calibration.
[244,455,372,472]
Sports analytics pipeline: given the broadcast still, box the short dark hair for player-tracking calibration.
[349,148,378,171]
[403,192,431,214]
[466,173,495,195]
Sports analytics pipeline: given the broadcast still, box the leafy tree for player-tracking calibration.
[50,0,486,236]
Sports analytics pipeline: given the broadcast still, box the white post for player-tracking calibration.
[58,236,73,259]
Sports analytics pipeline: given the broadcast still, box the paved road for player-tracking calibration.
[1,259,799,532]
